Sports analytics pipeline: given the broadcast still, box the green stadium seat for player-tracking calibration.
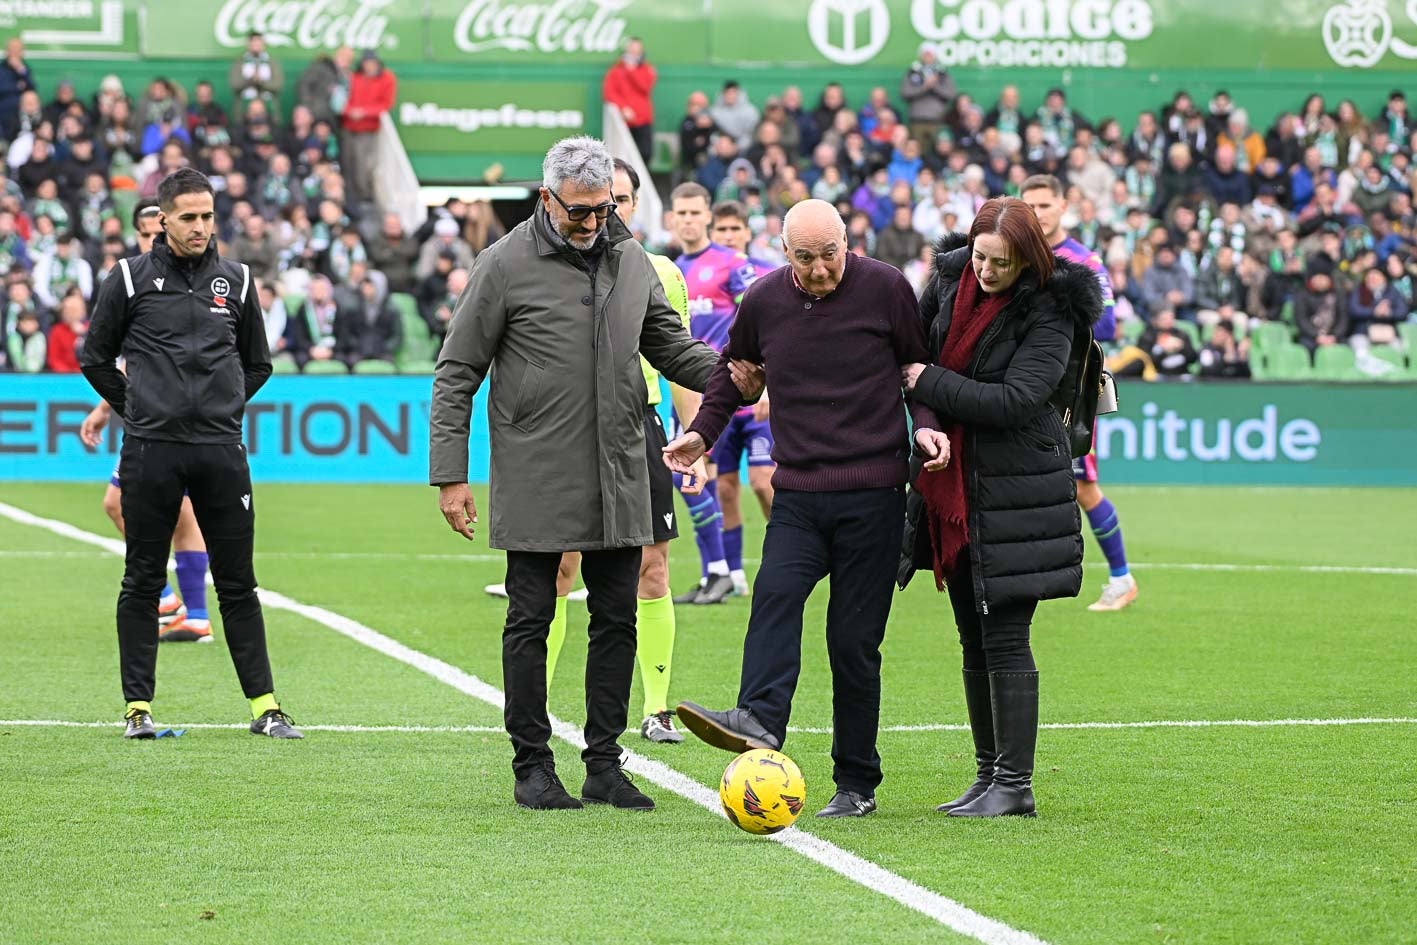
[1120,318,1145,345]
[1399,322,1417,354]
[1312,343,1361,381]
[1173,319,1201,350]
[1250,321,1293,353]
[271,356,299,374]
[1264,342,1314,381]
[1363,344,1409,380]
[391,293,439,369]
[352,359,398,374]
[302,359,349,375]
[399,359,438,374]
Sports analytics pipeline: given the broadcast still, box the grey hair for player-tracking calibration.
[542,136,614,193]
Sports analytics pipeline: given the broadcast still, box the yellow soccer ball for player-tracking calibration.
[719,749,806,835]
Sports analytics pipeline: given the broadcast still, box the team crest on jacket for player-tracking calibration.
[211,277,230,297]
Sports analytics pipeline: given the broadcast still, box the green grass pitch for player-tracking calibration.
[0,482,1413,944]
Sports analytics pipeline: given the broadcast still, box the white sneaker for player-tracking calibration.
[1087,574,1138,612]
[567,588,589,602]
[483,583,508,599]
[730,570,750,597]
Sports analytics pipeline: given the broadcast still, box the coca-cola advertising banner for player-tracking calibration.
[14,0,1417,72]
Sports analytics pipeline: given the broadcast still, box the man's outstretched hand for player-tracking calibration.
[663,431,708,478]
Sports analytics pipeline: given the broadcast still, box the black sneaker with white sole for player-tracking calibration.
[250,708,304,739]
[123,708,156,739]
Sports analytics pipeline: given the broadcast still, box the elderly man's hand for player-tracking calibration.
[729,359,765,400]
[914,428,951,472]
[663,431,708,476]
[901,362,927,391]
[438,483,479,541]
[678,455,710,495]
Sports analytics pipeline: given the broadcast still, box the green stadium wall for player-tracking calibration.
[10,0,1417,182]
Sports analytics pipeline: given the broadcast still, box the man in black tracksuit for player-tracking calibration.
[80,167,301,740]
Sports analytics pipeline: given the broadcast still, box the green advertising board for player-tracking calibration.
[1097,382,1417,485]
[102,0,1417,70]
[0,0,139,58]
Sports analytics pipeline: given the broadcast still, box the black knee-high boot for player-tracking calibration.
[936,669,995,812]
[950,671,1038,818]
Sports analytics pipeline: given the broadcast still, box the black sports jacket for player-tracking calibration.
[81,232,272,444]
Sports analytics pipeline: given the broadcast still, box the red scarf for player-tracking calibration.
[914,263,1012,590]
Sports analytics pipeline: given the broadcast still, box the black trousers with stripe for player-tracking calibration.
[117,436,273,705]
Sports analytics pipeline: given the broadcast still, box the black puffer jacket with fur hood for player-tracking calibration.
[900,232,1104,610]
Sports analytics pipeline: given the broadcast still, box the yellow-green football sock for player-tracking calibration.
[249,693,279,720]
[126,700,151,715]
[636,594,675,717]
[546,595,568,694]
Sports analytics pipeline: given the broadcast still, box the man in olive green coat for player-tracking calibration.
[430,136,720,812]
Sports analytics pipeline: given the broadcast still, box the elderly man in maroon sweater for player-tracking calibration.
[665,199,948,818]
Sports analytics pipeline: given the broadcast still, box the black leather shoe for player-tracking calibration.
[581,765,655,811]
[816,790,877,818]
[514,762,583,810]
[675,702,780,753]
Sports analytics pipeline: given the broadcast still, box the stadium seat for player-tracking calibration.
[1120,319,1145,345]
[1362,344,1409,380]
[1312,344,1361,380]
[391,293,438,369]
[271,357,299,374]
[1250,321,1293,353]
[352,359,398,374]
[1264,342,1313,380]
[302,359,349,375]
[399,359,438,374]
[1173,320,1201,351]
[1399,322,1417,354]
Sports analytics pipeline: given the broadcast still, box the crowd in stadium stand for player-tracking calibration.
[2,32,1416,380]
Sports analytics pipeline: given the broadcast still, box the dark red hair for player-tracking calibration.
[968,197,1055,285]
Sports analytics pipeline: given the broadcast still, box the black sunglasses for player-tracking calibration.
[547,188,618,222]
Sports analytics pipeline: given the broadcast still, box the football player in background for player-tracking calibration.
[1021,175,1137,612]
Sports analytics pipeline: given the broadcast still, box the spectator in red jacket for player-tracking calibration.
[341,51,397,204]
[46,289,88,373]
[602,38,657,163]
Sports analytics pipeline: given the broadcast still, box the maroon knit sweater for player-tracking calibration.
[689,253,937,492]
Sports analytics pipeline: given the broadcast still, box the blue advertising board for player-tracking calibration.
[3,376,1415,486]
[0,375,486,484]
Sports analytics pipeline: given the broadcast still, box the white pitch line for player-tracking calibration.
[794,717,1417,735]
[8,717,1415,736]
[0,719,507,733]
[0,500,1047,945]
[9,547,1416,577]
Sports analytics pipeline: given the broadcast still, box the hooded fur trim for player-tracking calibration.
[931,231,1103,332]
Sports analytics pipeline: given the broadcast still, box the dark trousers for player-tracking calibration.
[737,487,905,796]
[117,437,272,703]
[946,549,1038,673]
[503,547,641,779]
[629,123,654,164]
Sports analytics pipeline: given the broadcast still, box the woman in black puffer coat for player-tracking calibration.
[900,197,1102,818]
